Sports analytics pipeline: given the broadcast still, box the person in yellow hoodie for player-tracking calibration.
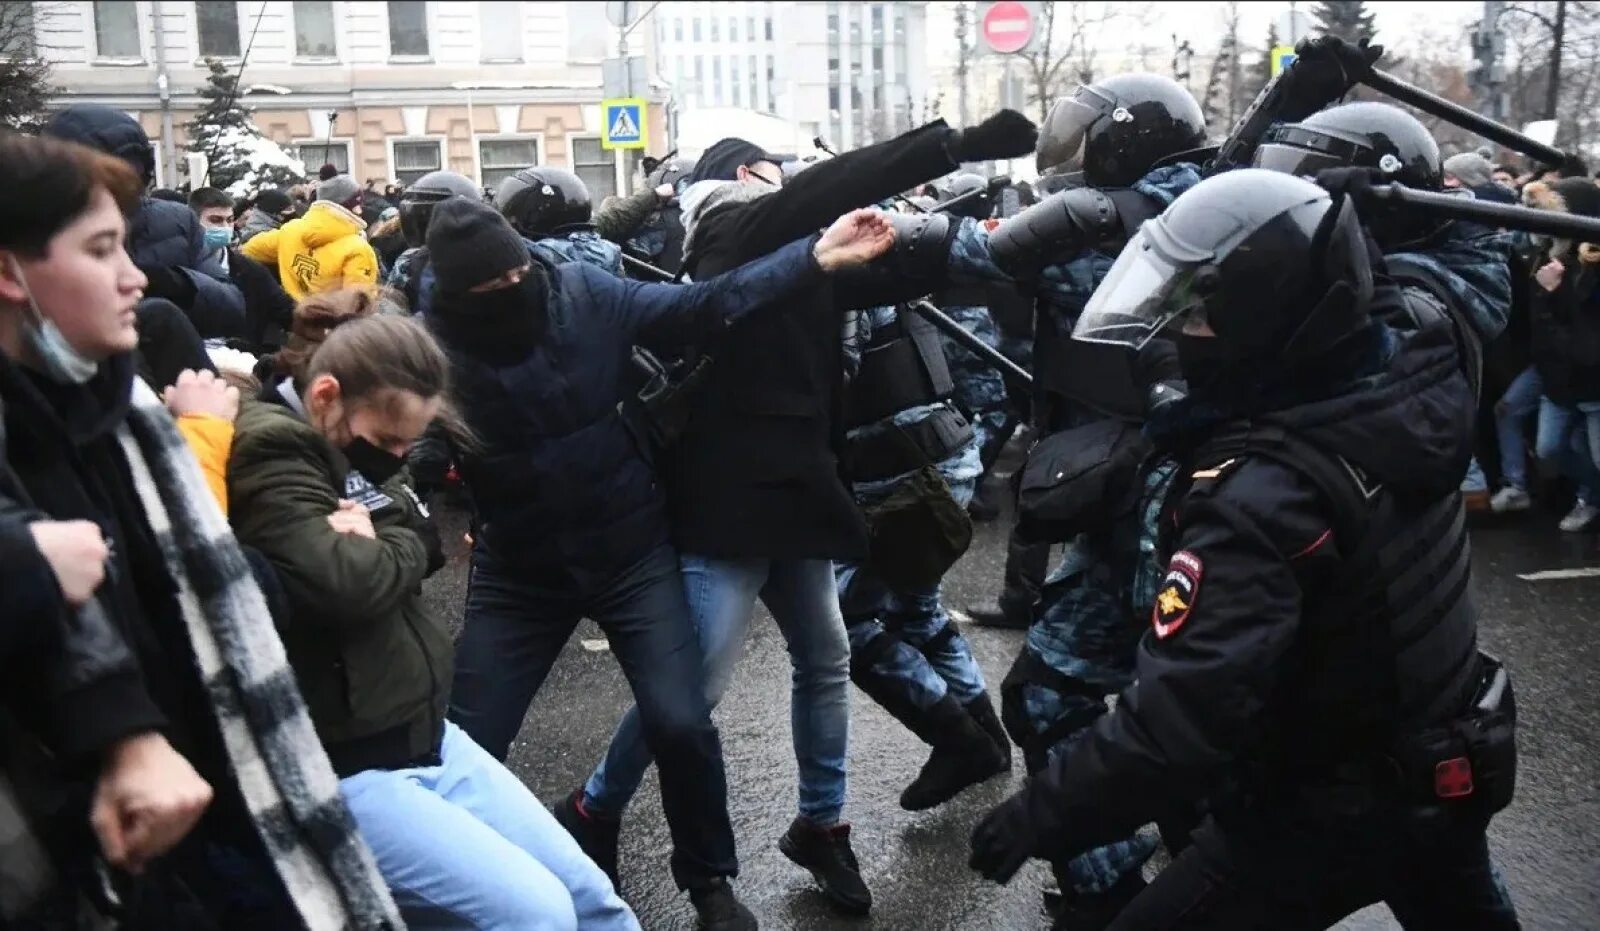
[242,174,378,300]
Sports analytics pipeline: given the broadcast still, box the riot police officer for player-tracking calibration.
[495,165,623,273]
[970,170,1521,930]
[384,170,483,311]
[964,71,1208,924]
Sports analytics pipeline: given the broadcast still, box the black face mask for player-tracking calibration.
[343,436,405,485]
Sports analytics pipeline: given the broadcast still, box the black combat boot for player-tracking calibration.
[689,877,759,931]
[1050,871,1148,931]
[899,695,1009,811]
[778,817,873,916]
[553,788,622,890]
[964,690,1013,770]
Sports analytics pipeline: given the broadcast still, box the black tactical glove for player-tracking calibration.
[138,264,196,309]
[1134,337,1187,414]
[1314,165,1390,214]
[952,110,1039,163]
[1280,36,1384,121]
[969,790,1044,884]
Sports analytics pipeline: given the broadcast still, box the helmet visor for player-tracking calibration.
[1037,94,1103,176]
[1072,226,1210,349]
[1253,143,1349,179]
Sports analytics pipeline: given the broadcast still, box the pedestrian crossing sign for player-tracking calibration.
[602,98,646,151]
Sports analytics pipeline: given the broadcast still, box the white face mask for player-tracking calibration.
[10,258,98,385]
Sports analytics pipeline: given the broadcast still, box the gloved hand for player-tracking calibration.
[1314,165,1390,215]
[138,264,195,309]
[1134,337,1187,414]
[953,110,1039,163]
[1280,36,1383,121]
[969,789,1042,884]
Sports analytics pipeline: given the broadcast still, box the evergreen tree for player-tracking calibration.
[1311,0,1377,44]
[0,1,53,130]
[185,58,304,195]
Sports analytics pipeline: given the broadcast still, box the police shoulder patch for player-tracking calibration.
[1152,550,1202,640]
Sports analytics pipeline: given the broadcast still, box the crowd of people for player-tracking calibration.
[0,32,1544,931]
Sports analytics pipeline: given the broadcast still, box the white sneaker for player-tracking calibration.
[1559,501,1600,532]
[1490,486,1531,513]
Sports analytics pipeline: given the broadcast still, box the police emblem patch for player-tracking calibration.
[1152,550,1202,639]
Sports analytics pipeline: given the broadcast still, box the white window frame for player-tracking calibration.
[290,0,340,63]
[477,0,523,63]
[387,136,447,185]
[148,141,164,188]
[566,134,621,201]
[474,132,546,188]
[89,0,145,64]
[193,0,245,63]
[291,138,355,175]
[386,0,432,62]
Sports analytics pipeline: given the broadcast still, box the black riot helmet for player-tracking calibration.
[1253,102,1443,248]
[937,172,994,219]
[1073,169,1374,370]
[1038,73,1207,188]
[398,170,481,247]
[496,166,594,239]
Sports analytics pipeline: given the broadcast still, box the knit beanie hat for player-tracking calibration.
[1443,152,1492,189]
[254,188,293,215]
[317,173,362,208]
[426,196,530,293]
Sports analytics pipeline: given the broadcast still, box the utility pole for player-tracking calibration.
[1472,0,1506,122]
[1547,0,1566,121]
[955,2,971,127]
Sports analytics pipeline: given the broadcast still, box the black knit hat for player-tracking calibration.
[426,196,530,293]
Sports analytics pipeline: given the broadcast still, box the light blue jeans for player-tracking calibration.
[586,556,852,826]
[1535,397,1600,503]
[341,722,639,931]
[1495,367,1543,491]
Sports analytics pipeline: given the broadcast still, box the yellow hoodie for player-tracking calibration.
[242,201,378,300]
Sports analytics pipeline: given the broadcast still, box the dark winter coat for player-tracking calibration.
[1529,260,1600,404]
[664,121,964,561]
[426,235,826,589]
[228,388,451,776]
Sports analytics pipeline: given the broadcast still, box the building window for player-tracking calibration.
[293,141,351,174]
[893,7,905,42]
[826,11,837,40]
[828,85,839,112]
[674,17,683,41]
[871,4,883,38]
[571,137,615,201]
[388,1,428,56]
[712,57,722,106]
[729,17,738,41]
[93,1,141,58]
[293,0,336,58]
[196,1,241,58]
[479,137,539,188]
[764,16,772,40]
[392,140,443,185]
[747,16,755,42]
[480,0,521,61]
[872,47,882,72]
[2,1,36,57]
[692,18,700,41]
[731,74,742,107]
[693,57,703,94]
[710,18,718,41]
[827,55,837,75]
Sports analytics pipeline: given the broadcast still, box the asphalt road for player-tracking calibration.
[420,496,1600,931]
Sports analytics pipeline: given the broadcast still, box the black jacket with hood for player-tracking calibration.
[42,105,246,340]
[1019,309,1484,863]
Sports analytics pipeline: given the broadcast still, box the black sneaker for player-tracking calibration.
[1050,872,1147,931]
[689,877,758,931]
[778,817,872,915]
[966,601,1032,630]
[553,789,621,890]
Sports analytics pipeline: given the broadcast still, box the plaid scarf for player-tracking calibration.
[111,378,403,931]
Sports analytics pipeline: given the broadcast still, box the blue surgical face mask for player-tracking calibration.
[9,259,98,385]
[203,226,233,252]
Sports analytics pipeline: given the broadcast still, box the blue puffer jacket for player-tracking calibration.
[425,235,824,586]
[43,105,245,339]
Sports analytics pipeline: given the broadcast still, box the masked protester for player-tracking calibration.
[190,187,295,353]
[971,169,1521,931]
[229,306,640,930]
[0,132,394,930]
[426,196,895,931]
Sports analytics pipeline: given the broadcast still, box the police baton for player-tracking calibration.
[1364,182,1600,243]
[1360,69,1573,171]
[905,298,1033,389]
[621,253,677,282]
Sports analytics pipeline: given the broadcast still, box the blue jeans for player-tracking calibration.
[448,543,735,888]
[586,556,852,826]
[1535,397,1600,502]
[340,722,639,931]
[1496,368,1543,491]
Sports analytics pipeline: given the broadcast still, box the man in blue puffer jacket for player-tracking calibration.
[43,106,246,343]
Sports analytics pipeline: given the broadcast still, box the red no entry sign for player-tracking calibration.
[981,1,1034,55]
